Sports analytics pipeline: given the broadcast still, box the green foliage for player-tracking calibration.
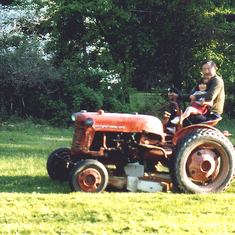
[71,84,104,111]
[44,99,70,126]
[130,91,167,114]
[43,0,235,92]
[0,36,61,119]
[1,0,235,123]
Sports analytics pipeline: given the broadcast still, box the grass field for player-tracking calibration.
[0,119,235,234]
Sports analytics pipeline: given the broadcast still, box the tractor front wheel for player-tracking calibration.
[69,160,109,193]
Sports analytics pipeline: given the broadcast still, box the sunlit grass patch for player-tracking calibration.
[0,121,235,234]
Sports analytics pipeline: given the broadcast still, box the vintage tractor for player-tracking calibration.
[47,96,235,194]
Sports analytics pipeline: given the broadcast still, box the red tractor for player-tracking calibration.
[47,97,235,194]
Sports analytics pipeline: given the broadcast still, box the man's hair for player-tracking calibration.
[201,60,217,69]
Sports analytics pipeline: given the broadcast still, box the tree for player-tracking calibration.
[31,0,235,114]
[1,0,235,122]
[42,0,234,92]
[0,36,61,118]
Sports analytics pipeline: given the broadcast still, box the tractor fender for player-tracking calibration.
[172,124,219,146]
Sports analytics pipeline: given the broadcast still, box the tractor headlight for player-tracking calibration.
[71,113,78,121]
[85,118,94,127]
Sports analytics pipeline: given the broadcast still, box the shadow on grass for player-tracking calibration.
[0,175,71,194]
[0,176,129,194]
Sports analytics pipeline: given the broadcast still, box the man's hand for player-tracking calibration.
[168,92,178,100]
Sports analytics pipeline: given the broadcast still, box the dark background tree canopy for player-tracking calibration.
[0,0,235,126]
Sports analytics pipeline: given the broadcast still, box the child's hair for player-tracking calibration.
[196,78,207,90]
[197,78,206,85]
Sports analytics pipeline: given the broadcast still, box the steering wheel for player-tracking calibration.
[169,87,186,111]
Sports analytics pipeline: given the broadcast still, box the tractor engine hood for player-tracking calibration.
[72,110,164,136]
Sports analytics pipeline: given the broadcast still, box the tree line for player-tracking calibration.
[0,0,235,126]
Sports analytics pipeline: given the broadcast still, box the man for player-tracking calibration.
[168,60,225,125]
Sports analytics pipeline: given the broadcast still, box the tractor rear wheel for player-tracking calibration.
[171,129,235,193]
[69,160,109,193]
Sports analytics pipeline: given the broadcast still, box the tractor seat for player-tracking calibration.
[200,117,222,127]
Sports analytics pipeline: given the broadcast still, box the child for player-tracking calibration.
[171,78,213,125]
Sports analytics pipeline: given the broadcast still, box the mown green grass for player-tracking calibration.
[0,120,235,234]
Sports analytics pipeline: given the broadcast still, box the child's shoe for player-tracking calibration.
[171,117,180,125]
[171,116,180,124]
